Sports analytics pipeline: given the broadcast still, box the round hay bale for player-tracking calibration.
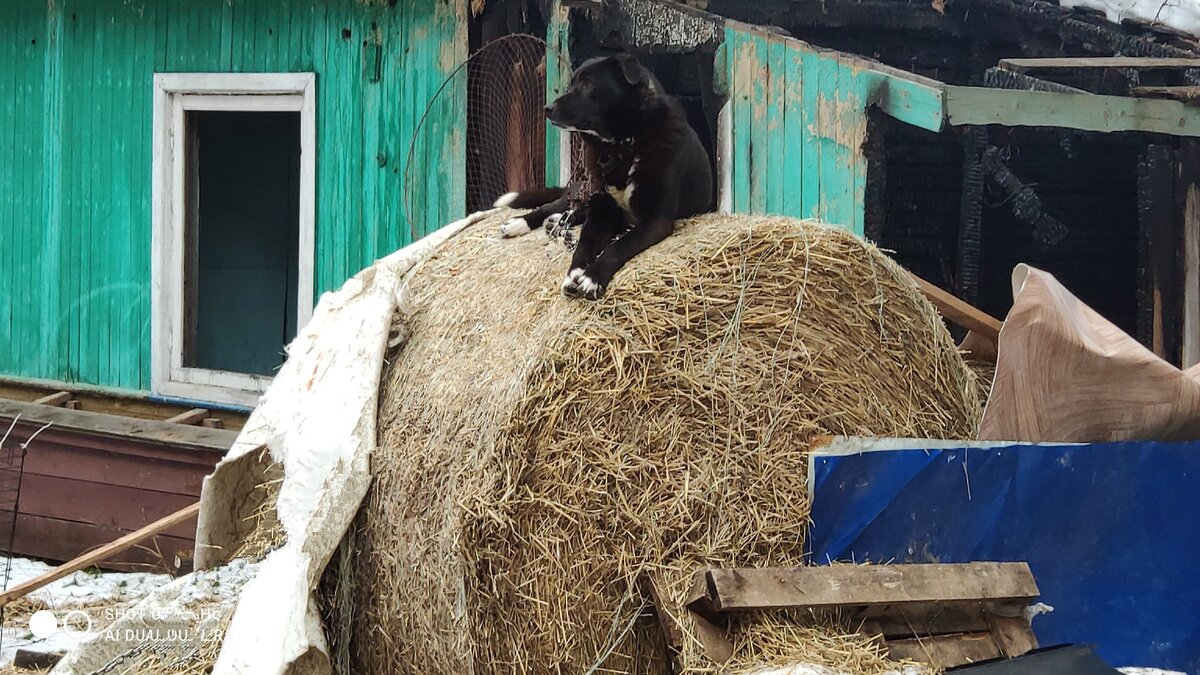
[341,212,979,674]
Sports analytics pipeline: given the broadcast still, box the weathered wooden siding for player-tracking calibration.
[544,0,571,187]
[0,0,466,391]
[718,24,943,235]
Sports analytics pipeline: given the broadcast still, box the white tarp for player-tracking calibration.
[50,210,491,675]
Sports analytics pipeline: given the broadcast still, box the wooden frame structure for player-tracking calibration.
[648,563,1042,670]
[151,72,317,407]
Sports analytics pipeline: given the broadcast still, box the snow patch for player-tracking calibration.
[0,556,172,667]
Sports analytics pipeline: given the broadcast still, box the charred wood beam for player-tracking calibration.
[593,0,723,54]
[705,0,965,36]
[979,147,1070,247]
[1137,143,1184,361]
[864,108,888,243]
[983,67,1089,93]
[956,127,987,307]
[958,0,1200,85]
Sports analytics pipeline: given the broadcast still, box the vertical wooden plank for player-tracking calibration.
[847,66,870,236]
[360,7,383,262]
[800,48,820,219]
[728,28,752,214]
[764,36,786,215]
[1182,139,1200,368]
[749,32,767,215]
[781,42,804,218]
[94,3,113,388]
[545,0,570,188]
[0,2,16,377]
[1138,144,1181,361]
[445,0,468,225]
[815,52,837,224]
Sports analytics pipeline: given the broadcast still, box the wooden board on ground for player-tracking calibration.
[685,563,1042,670]
[887,632,1003,667]
[690,562,1039,612]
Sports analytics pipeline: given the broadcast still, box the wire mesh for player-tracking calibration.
[0,427,28,658]
[465,34,547,213]
[404,34,595,228]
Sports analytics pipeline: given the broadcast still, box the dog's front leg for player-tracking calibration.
[500,194,570,238]
[564,215,673,300]
[562,193,625,297]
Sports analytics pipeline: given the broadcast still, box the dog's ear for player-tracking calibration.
[611,53,644,86]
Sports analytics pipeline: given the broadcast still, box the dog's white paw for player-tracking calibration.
[545,212,564,229]
[561,268,604,300]
[493,191,519,208]
[500,217,532,238]
[561,268,585,292]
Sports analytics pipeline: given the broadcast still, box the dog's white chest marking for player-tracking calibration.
[606,183,636,214]
[607,159,637,215]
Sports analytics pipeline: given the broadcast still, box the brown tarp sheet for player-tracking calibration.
[979,264,1200,443]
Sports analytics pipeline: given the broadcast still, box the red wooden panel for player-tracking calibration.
[13,513,192,573]
[22,443,212,496]
[18,474,197,539]
[11,426,224,469]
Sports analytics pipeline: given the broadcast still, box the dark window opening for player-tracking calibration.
[184,111,300,376]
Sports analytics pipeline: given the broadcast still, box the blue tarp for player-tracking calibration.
[807,440,1200,673]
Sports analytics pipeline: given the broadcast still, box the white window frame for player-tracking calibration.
[151,73,316,407]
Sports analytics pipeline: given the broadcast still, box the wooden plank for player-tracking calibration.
[20,428,223,480]
[13,511,194,572]
[781,42,805,218]
[1132,86,1200,103]
[662,571,734,662]
[861,602,992,638]
[33,391,71,407]
[943,85,1200,138]
[1181,139,1200,368]
[645,577,685,667]
[724,19,945,133]
[693,563,1038,613]
[18,473,198,539]
[0,398,238,453]
[765,35,786,216]
[800,48,821,219]
[909,272,1003,342]
[886,632,1003,668]
[0,502,199,604]
[1139,144,1181,360]
[691,609,734,664]
[730,30,754,214]
[986,613,1038,658]
[999,57,1200,72]
[164,407,209,425]
[750,32,768,215]
[13,648,63,670]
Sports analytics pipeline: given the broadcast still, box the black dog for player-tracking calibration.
[495,53,712,299]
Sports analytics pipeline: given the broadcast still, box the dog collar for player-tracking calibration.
[597,140,636,177]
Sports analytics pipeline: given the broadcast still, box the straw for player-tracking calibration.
[332,211,979,674]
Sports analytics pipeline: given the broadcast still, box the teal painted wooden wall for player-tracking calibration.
[544,0,570,187]
[719,24,944,235]
[0,0,466,391]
